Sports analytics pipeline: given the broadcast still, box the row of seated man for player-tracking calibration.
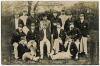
[10,10,89,61]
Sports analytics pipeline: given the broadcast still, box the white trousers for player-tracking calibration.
[13,42,19,59]
[75,39,80,51]
[64,38,72,48]
[51,52,72,60]
[22,40,39,61]
[53,38,62,53]
[22,52,39,61]
[80,36,88,54]
[27,40,37,50]
[40,39,50,58]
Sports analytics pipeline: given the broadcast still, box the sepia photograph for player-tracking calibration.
[1,1,99,65]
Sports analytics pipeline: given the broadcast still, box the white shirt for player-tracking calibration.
[31,30,34,33]
[20,16,28,25]
[43,29,47,41]
[59,15,69,29]
[69,23,74,31]
[57,28,60,37]
[15,18,19,29]
[81,19,84,23]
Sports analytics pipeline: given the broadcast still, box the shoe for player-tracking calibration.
[40,55,43,59]
[79,52,85,57]
[85,53,89,58]
[48,55,52,60]
[75,55,79,60]
[15,57,19,59]
[78,53,81,57]
[34,57,40,62]
[47,54,50,57]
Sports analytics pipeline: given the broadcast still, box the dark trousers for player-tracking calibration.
[18,44,30,59]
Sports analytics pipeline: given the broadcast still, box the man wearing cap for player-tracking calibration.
[39,14,51,59]
[78,14,89,56]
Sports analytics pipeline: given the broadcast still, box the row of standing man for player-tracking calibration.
[10,10,89,61]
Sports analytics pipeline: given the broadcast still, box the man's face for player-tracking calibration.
[68,15,72,19]
[70,23,74,30]
[57,24,61,29]
[61,11,65,15]
[15,14,19,18]
[23,11,27,16]
[43,16,47,20]
[31,24,35,30]
[18,24,23,32]
[80,16,84,20]
[31,12,34,17]
[18,27,23,32]
[42,23,47,29]
[53,13,57,17]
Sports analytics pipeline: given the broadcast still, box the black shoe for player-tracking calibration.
[79,52,85,57]
[82,52,85,55]
[84,53,89,58]
[78,53,81,57]
[48,56,52,60]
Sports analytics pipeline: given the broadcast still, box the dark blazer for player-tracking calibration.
[67,27,81,41]
[51,16,62,34]
[77,20,89,37]
[64,42,78,57]
[64,18,73,33]
[26,29,39,42]
[18,44,30,59]
[53,29,66,41]
[39,21,51,41]
[11,29,26,44]
[26,30,36,42]
[19,16,31,29]
[27,16,40,30]
[39,28,51,42]
[70,42,78,57]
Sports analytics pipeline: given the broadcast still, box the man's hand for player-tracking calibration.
[87,35,90,38]
[53,23,57,26]
[87,35,91,41]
